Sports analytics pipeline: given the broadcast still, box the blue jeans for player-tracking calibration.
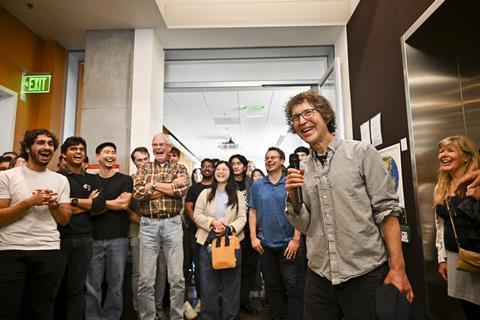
[138,215,184,320]
[199,245,242,320]
[84,238,129,320]
[130,236,167,313]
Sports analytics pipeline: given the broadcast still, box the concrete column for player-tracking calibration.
[81,30,134,173]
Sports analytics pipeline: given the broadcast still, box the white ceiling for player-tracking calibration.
[164,87,310,168]
[0,0,359,49]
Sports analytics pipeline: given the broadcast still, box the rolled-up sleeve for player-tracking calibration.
[363,145,402,224]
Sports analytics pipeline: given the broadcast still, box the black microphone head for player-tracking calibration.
[289,153,300,169]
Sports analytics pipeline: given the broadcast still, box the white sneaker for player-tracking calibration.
[194,299,201,313]
[183,301,198,319]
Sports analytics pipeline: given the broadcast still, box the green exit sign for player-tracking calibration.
[21,74,51,93]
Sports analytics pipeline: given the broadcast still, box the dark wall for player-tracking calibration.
[346,0,435,306]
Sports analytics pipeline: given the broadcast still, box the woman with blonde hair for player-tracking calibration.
[433,135,480,319]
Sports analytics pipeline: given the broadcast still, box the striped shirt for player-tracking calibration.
[133,160,189,216]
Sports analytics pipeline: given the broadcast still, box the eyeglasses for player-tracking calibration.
[289,108,317,124]
[152,143,168,148]
[264,155,280,161]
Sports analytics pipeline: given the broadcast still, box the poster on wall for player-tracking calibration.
[379,143,405,208]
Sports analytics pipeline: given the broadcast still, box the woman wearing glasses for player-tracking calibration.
[433,135,480,319]
[194,161,246,320]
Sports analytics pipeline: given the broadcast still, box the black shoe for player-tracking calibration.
[240,304,259,316]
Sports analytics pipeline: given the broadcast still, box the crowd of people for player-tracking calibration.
[0,90,478,320]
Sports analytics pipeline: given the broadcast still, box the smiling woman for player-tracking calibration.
[433,135,480,319]
[193,161,247,320]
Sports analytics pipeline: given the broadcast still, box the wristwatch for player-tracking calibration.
[152,182,158,191]
[71,198,79,207]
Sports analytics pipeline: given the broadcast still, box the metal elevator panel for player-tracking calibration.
[402,0,480,319]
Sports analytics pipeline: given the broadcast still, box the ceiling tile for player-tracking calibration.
[203,91,238,108]
[167,92,206,107]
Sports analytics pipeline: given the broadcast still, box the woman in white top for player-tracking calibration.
[434,135,480,319]
[194,161,246,320]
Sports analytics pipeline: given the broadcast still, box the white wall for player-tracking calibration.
[63,52,83,141]
[130,29,165,173]
[334,26,353,139]
[0,85,18,153]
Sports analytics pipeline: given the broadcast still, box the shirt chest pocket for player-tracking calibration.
[157,172,174,183]
[329,165,364,192]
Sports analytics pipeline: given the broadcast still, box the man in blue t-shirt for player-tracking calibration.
[249,147,304,320]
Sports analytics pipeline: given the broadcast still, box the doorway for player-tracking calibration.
[0,84,18,153]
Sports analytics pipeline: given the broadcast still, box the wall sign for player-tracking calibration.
[21,74,52,93]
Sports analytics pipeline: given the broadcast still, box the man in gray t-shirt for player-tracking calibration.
[0,128,71,320]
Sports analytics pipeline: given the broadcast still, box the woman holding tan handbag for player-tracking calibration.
[194,160,246,320]
[433,135,480,319]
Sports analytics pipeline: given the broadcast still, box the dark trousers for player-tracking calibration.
[240,237,258,306]
[304,262,388,320]
[184,225,202,300]
[0,250,60,320]
[261,245,304,320]
[53,236,93,320]
[199,245,241,320]
[460,299,480,320]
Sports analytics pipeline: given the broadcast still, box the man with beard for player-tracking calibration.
[0,128,71,319]
[54,136,99,320]
[249,147,304,320]
[84,142,133,320]
[134,133,190,320]
[183,158,215,318]
[229,154,258,316]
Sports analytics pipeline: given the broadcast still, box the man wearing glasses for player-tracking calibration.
[249,147,304,320]
[134,133,190,320]
[284,90,413,320]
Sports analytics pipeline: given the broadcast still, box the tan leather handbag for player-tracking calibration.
[211,228,240,270]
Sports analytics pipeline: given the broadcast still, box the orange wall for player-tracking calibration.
[0,6,67,153]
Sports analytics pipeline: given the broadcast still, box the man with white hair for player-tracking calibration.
[134,134,190,320]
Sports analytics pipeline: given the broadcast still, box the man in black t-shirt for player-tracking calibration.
[229,154,258,316]
[54,136,98,320]
[84,142,133,320]
[183,158,215,318]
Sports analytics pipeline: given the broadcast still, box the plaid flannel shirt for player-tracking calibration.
[133,160,189,216]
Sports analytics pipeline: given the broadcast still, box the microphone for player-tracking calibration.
[288,153,303,207]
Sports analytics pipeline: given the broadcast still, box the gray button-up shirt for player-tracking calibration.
[286,136,402,285]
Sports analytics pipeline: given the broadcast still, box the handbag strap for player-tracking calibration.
[446,198,460,247]
[215,226,231,248]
